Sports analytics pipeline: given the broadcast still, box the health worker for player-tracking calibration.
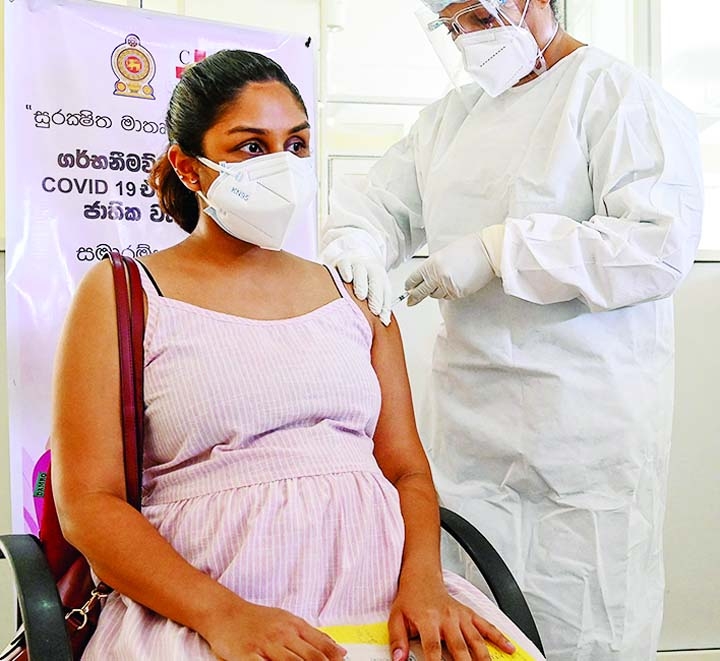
[320,1,705,659]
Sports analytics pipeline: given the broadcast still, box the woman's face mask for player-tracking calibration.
[452,1,559,97]
[197,151,317,251]
[455,24,538,97]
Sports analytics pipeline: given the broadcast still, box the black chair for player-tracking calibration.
[0,534,72,660]
[1,509,543,660]
[439,507,544,654]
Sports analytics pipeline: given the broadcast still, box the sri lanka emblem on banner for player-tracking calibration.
[111,34,156,100]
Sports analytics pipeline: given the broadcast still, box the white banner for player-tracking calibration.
[4,0,317,532]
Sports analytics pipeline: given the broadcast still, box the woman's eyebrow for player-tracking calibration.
[226,125,268,136]
[226,121,311,136]
[289,121,311,133]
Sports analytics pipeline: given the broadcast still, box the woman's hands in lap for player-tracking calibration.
[206,602,346,661]
[388,581,516,661]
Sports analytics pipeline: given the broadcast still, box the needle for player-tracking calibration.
[392,291,410,308]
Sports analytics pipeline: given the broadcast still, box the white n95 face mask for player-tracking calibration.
[454,1,558,98]
[197,151,317,250]
[455,25,539,97]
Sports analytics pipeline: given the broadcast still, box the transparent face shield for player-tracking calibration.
[415,0,538,109]
[427,0,512,35]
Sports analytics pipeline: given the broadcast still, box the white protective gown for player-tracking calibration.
[321,47,704,661]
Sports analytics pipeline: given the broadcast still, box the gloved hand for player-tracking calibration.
[404,230,502,306]
[335,254,393,326]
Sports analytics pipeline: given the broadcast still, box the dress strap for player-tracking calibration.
[323,265,351,302]
[323,264,374,335]
[135,259,164,297]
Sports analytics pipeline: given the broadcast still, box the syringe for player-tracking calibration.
[392,291,410,308]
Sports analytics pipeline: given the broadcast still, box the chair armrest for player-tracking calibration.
[0,534,73,661]
[439,508,544,655]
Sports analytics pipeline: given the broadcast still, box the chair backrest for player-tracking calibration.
[439,507,544,655]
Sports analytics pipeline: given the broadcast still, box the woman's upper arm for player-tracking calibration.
[51,260,127,520]
[346,285,431,485]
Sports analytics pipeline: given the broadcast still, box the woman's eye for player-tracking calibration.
[239,142,264,155]
[470,13,495,27]
[286,140,308,155]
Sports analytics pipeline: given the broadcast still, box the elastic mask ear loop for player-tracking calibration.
[533,20,560,74]
[505,0,559,76]
[519,0,531,25]
[196,187,219,224]
[197,155,226,175]
[195,156,221,217]
[496,0,531,30]
[196,188,211,207]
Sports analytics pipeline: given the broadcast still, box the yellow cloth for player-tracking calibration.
[319,622,535,660]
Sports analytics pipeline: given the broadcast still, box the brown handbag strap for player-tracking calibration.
[108,253,144,511]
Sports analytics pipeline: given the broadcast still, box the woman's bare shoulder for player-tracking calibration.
[73,258,115,300]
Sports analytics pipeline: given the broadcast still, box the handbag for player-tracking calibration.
[2,253,145,660]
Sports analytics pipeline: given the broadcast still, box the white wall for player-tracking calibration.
[324,0,447,103]
[659,653,720,661]
[660,264,720,651]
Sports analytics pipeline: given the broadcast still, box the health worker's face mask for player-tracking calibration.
[197,151,317,251]
[454,2,557,98]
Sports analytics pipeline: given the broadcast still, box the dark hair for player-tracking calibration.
[150,50,307,233]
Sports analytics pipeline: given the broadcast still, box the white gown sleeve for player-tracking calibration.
[499,71,704,312]
[320,125,427,270]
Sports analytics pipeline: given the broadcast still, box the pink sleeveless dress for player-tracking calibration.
[82,265,544,660]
